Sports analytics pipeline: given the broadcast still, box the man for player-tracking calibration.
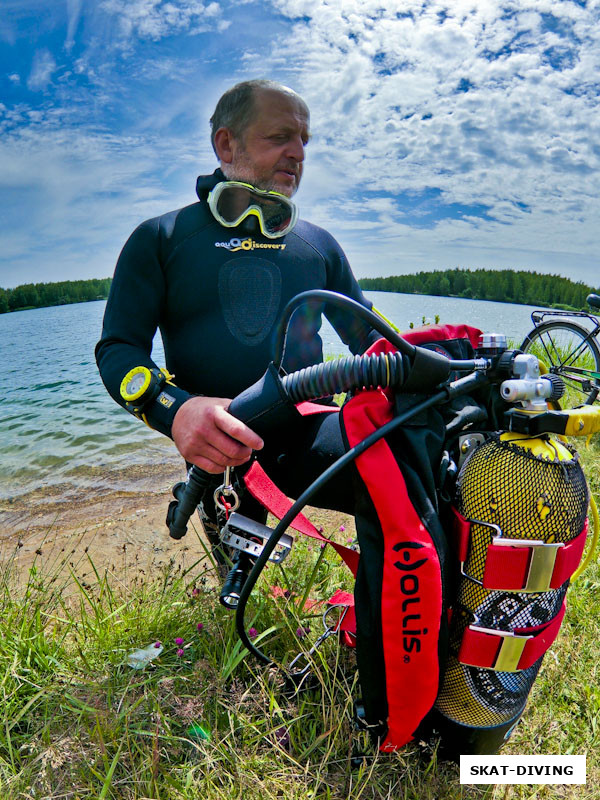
[96,79,378,512]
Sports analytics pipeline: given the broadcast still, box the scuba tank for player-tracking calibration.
[429,350,590,756]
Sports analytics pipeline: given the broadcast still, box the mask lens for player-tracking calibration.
[255,194,293,235]
[211,183,295,236]
[215,185,255,224]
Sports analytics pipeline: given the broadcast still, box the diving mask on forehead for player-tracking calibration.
[208,181,298,239]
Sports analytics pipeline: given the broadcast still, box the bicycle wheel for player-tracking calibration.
[521,321,600,406]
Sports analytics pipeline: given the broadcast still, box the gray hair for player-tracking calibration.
[209,79,309,155]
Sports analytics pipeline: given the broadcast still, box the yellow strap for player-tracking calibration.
[159,367,176,386]
[572,493,599,581]
[371,306,400,333]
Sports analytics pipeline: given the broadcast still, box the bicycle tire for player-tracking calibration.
[520,320,600,406]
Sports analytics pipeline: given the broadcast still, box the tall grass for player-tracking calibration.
[1,439,599,799]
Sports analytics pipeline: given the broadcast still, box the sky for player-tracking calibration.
[1,0,599,289]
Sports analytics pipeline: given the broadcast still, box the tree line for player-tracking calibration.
[359,269,596,311]
[1,269,596,315]
[0,278,112,314]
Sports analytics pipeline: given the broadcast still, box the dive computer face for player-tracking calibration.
[120,366,152,402]
[126,371,147,395]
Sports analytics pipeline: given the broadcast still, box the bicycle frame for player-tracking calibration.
[530,308,600,329]
[523,307,600,405]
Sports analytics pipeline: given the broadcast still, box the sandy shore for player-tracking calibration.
[0,461,204,586]
[0,462,354,589]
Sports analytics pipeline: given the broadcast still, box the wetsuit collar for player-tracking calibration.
[196,169,226,201]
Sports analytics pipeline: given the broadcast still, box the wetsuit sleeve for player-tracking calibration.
[323,238,380,354]
[95,219,192,437]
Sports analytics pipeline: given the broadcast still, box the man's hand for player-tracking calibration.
[171,396,264,474]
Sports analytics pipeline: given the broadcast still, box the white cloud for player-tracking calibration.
[27,49,57,91]
[99,0,227,43]
[65,0,84,51]
[2,0,600,288]
[235,0,600,283]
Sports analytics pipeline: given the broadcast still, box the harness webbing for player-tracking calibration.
[243,461,359,575]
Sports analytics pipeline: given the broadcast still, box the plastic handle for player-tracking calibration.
[564,405,600,437]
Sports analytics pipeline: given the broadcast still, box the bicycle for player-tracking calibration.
[520,292,600,406]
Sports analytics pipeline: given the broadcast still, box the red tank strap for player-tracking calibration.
[452,507,588,592]
[482,521,588,591]
[458,601,566,672]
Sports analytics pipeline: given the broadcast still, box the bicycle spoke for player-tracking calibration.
[521,320,600,407]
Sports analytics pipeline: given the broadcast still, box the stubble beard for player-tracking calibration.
[222,150,298,197]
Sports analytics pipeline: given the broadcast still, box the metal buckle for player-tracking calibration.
[460,516,564,593]
[220,512,293,564]
[459,519,504,585]
[491,537,564,593]
[288,605,350,678]
[463,626,534,672]
[213,466,241,513]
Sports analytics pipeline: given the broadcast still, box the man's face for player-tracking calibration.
[226,89,310,197]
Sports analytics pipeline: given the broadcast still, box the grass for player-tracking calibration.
[1,437,599,799]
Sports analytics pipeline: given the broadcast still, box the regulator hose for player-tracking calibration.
[282,351,408,403]
[235,371,490,666]
[272,290,416,368]
[166,467,215,540]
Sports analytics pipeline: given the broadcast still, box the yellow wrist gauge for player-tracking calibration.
[120,366,153,402]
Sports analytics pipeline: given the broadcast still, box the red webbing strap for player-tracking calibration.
[328,590,357,636]
[451,507,588,591]
[242,461,359,576]
[343,388,443,751]
[458,602,567,672]
[295,401,340,416]
[483,520,588,590]
[450,506,471,562]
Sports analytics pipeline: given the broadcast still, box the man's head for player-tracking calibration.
[210,79,310,197]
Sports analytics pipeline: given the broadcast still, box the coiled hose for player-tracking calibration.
[282,351,407,403]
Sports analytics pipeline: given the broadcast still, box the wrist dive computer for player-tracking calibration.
[119,366,176,421]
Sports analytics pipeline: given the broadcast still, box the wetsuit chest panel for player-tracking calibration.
[218,258,282,346]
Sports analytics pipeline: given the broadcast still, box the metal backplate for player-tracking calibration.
[458,432,486,467]
[220,512,294,564]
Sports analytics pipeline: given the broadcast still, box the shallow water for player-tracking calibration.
[0,292,549,511]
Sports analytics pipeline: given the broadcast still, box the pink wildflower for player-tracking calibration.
[175,637,184,646]
[248,627,258,639]
[197,623,204,632]
[176,648,185,657]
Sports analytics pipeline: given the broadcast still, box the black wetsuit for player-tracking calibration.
[96,169,378,508]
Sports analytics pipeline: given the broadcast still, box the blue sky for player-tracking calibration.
[1,0,599,289]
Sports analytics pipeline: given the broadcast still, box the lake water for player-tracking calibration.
[0,292,550,510]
